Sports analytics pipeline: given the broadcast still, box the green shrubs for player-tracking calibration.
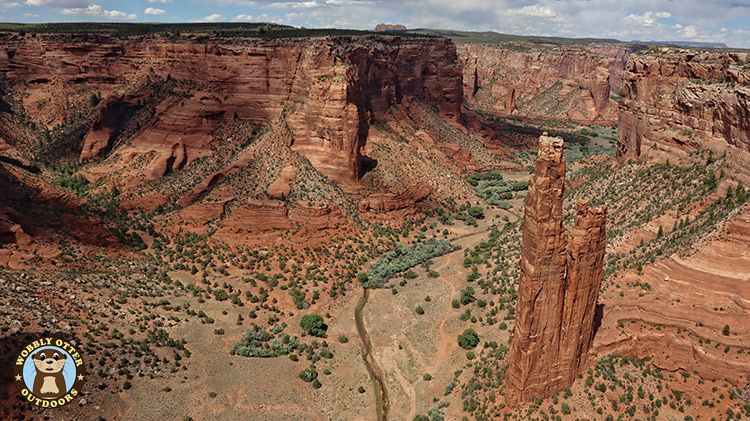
[299,366,318,383]
[56,173,89,196]
[561,402,571,414]
[300,314,327,337]
[467,206,485,220]
[319,348,333,359]
[459,286,476,305]
[468,170,528,207]
[415,306,425,315]
[457,328,480,350]
[212,288,229,301]
[362,239,457,288]
[230,326,300,357]
[468,170,503,186]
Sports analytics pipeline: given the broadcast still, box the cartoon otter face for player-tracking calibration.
[32,350,66,374]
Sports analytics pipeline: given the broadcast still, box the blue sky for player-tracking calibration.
[1,0,749,47]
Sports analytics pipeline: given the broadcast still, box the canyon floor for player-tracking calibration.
[3,127,749,420]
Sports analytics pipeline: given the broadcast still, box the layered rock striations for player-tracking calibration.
[358,182,431,213]
[617,49,750,173]
[0,33,462,185]
[460,43,631,125]
[505,134,607,406]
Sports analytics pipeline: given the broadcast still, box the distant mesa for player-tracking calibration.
[374,23,407,32]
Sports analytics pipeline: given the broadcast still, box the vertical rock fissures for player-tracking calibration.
[559,201,607,386]
[617,49,750,172]
[0,34,463,186]
[505,134,607,406]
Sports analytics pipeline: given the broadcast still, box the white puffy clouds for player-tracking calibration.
[195,13,226,22]
[624,11,671,27]
[268,1,320,9]
[506,5,556,18]
[233,14,254,21]
[1,2,21,9]
[61,4,137,20]
[11,0,750,47]
[251,0,748,47]
[23,0,137,20]
[24,0,88,6]
[144,7,165,15]
[673,23,700,39]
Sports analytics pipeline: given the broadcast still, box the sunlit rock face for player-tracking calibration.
[617,49,750,177]
[0,33,463,185]
[505,134,607,406]
[460,43,631,125]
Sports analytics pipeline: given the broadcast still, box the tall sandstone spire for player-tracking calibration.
[505,133,607,406]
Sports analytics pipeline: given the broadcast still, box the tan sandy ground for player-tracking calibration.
[92,283,375,420]
[363,206,519,420]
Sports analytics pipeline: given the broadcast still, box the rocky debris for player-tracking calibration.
[163,198,231,235]
[617,49,750,176]
[213,198,345,246]
[289,203,345,231]
[505,134,607,406]
[594,207,750,387]
[374,24,407,31]
[220,199,292,233]
[267,165,298,200]
[358,182,432,213]
[460,43,631,125]
[0,207,32,247]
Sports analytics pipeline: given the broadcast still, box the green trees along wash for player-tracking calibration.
[360,239,458,288]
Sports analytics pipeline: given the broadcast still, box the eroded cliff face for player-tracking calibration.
[617,49,750,175]
[0,33,462,185]
[460,43,630,125]
[505,134,607,406]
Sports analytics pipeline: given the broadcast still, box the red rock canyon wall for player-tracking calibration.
[0,33,463,185]
[460,43,630,125]
[617,49,750,174]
